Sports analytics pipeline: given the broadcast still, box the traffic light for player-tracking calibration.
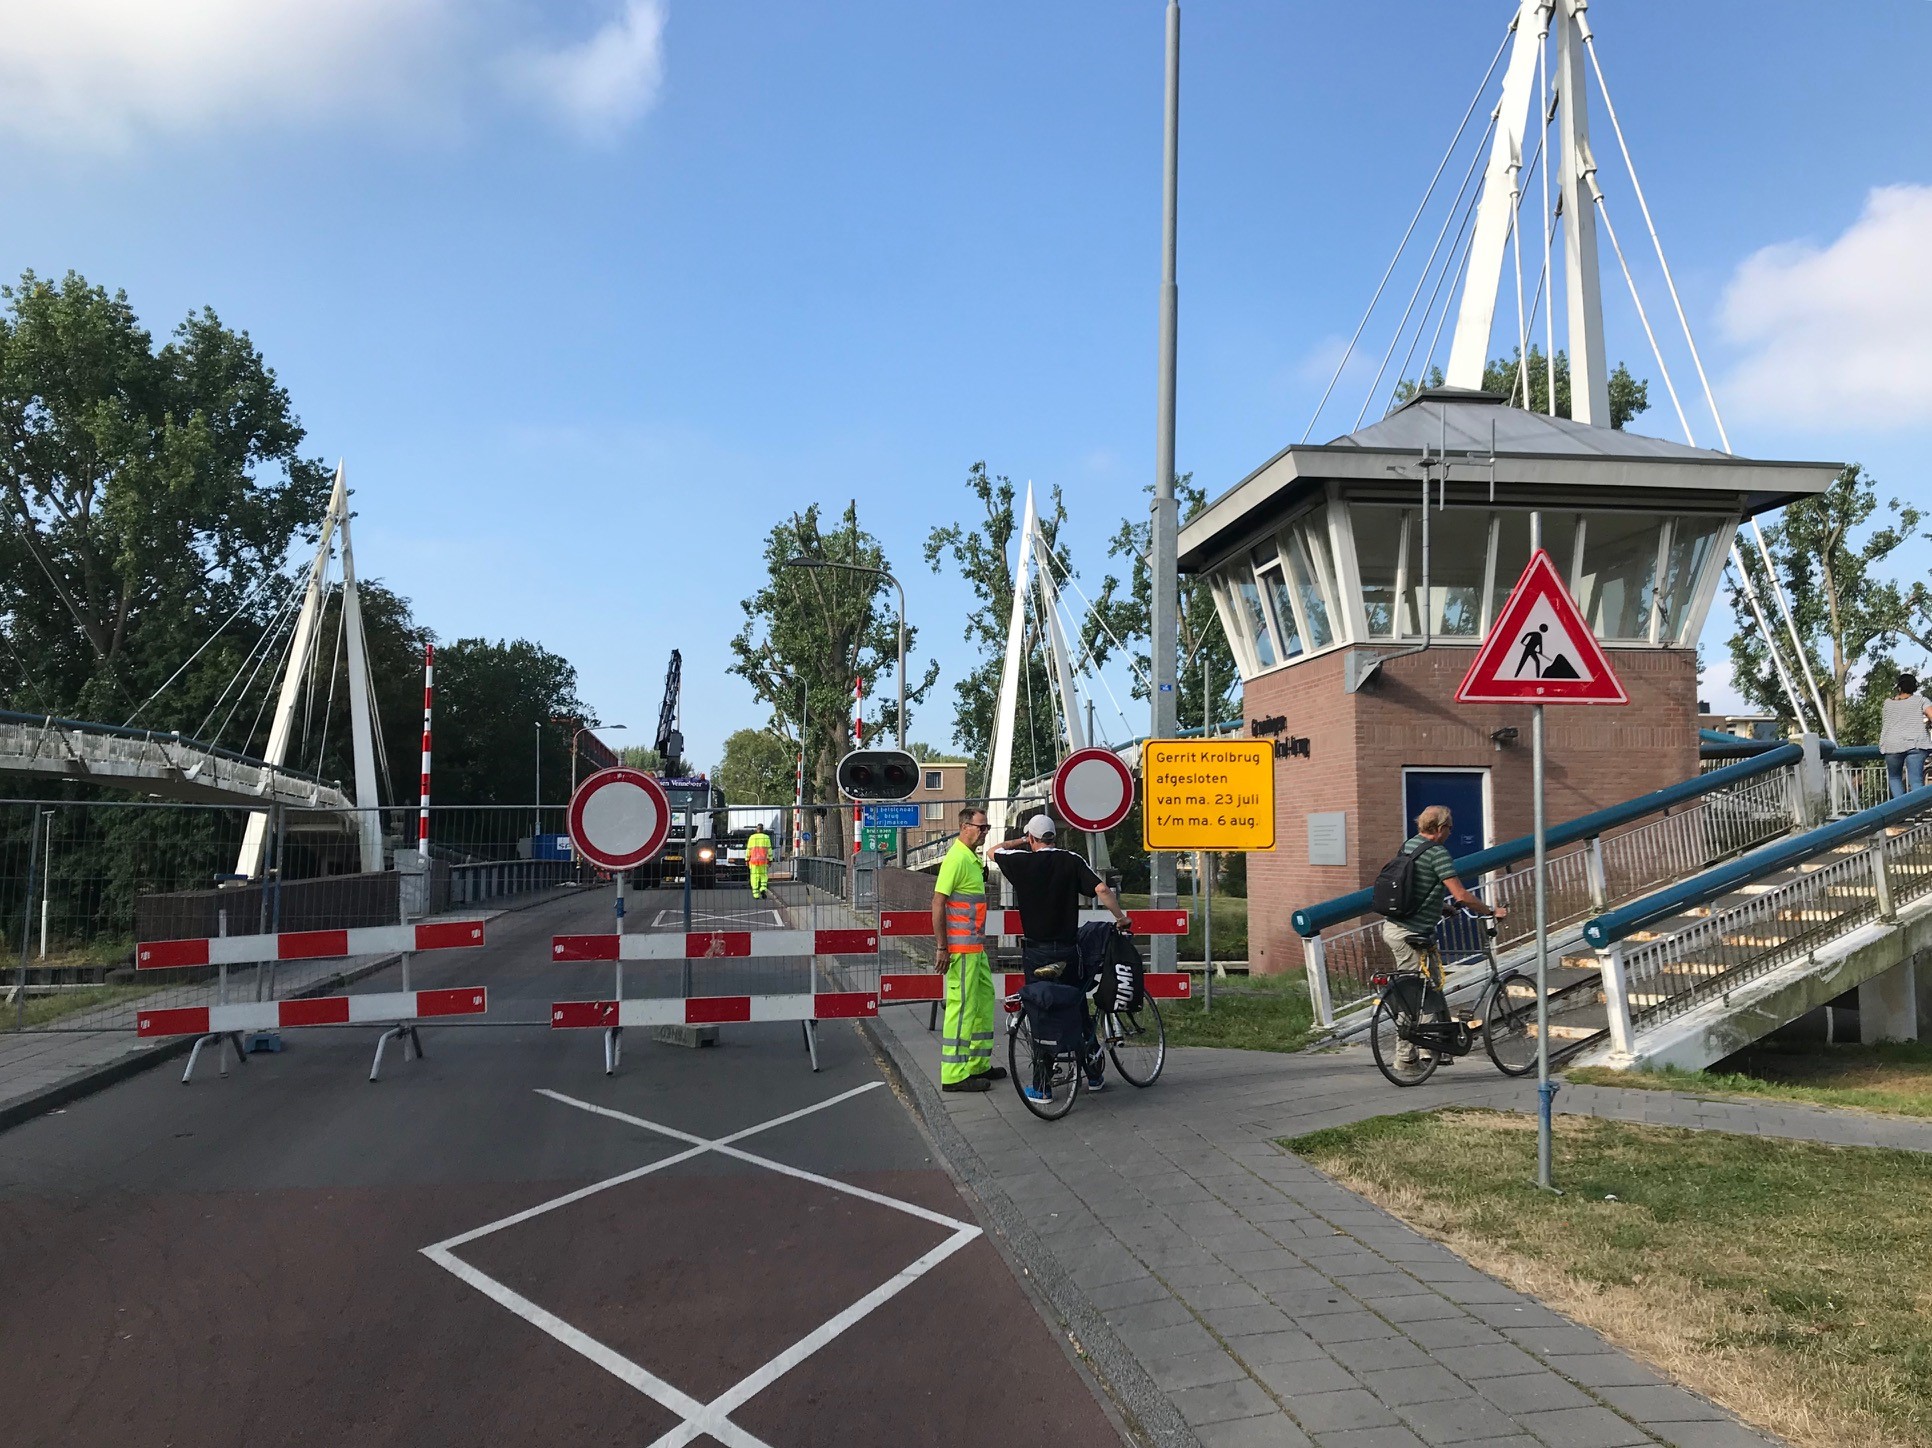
[836,749,920,801]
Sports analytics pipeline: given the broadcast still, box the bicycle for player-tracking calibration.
[1006,966,1167,1121]
[1368,912,1539,1087]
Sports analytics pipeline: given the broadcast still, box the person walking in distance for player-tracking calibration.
[931,807,1004,1092]
[1381,805,1506,1066]
[992,813,1132,1094]
[745,824,773,900]
[1880,671,1932,799]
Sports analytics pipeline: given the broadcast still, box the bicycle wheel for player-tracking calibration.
[1105,997,1166,1087]
[1482,971,1541,1077]
[1009,1012,1081,1121]
[1370,976,1444,1087]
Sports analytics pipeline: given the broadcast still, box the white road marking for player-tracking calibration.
[649,907,785,929]
[420,1079,980,1448]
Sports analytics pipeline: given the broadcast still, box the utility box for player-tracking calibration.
[852,850,885,910]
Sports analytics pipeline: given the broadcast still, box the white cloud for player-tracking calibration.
[0,0,668,151]
[1720,184,1932,429]
[511,0,667,142]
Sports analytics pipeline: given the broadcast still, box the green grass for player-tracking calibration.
[1567,1039,1932,1119]
[1289,1109,1932,1448]
[3,982,160,1029]
[1161,970,1317,1053]
[1122,891,1247,962]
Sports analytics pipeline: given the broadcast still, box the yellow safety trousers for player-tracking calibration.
[940,949,994,1085]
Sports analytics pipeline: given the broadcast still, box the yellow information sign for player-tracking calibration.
[1141,739,1275,851]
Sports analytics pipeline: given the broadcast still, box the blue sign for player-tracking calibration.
[532,833,573,861]
[862,804,922,829]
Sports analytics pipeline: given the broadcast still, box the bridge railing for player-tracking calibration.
[1585,789,1932,1053]
[1293,748,1808,1027]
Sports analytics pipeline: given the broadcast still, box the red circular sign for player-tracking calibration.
[1051,748,1136,833]
[568,767,670,871]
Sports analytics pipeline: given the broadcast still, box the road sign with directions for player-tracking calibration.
[861,803,921,830]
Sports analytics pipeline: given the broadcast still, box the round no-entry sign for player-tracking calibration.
[568,767,670,871]
[1052,747,1136,833]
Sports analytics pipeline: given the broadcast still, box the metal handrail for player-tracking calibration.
[1583,784,1932,948]
[1292,745,1805,938]
[0,707,335,789]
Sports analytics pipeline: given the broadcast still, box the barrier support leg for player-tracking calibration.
[802,1019,820,1072]
[369,1023,425,1083]
[182,1031,249,1085]
[604,1025,623,1076]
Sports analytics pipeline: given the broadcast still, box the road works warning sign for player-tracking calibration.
[1142,739,1275,851]
[1457,549,1628,705]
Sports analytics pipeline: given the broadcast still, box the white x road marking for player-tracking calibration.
[419,1080,981,1448]
[650,907,785,929]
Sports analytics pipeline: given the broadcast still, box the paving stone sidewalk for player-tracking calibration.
[873,1006,1786,1448]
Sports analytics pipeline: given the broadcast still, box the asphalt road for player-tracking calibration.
[0,886,1124,1448]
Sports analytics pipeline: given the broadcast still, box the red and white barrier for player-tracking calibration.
[137,919,486,969]
[135,917,490,1083]
[139,987,488,1038]
[551,991,877,1030]
[880,907,1190,937]
[552,927,877,961]
[878,971,1193,1004]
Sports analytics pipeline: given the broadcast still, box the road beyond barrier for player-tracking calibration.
[132,919,489,1082]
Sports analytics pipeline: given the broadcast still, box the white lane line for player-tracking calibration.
[646,1227,982,1448]
[422,1078,972,1448]
[538,1087,974,1233]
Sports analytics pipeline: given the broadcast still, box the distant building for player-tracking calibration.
[1697,708,1785,743]
[908,761,970,849]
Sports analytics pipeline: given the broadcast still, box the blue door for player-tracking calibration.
[1402,771,1486,858]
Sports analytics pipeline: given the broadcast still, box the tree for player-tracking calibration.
[908,742,971,763]
[431,638,589,806]
[1727,464,1932,741]
[713,728,796,807]
[1393,346,1650,430]
[925,463,1104,797]
[729,502,937,857]
[0,271,330,723]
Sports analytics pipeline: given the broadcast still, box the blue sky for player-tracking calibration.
[6,1,1929,779]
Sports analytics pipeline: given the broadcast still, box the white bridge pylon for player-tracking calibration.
[235,464,383,878]
[984,483,1117,869]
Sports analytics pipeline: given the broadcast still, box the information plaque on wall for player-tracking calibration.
[1141,740,1275,852]
[1307,811,1347,866]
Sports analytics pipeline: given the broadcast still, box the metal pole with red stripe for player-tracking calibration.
[417,643,434,848]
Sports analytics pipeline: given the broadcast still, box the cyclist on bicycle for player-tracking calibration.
[1382,805,1506,1065]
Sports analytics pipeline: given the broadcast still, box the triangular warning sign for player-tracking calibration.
[1456,549,1628,705]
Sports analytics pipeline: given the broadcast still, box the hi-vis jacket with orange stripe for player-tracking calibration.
[936,839,988,955]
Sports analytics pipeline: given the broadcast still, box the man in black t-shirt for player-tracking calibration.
[992,814,1132,962]
[993,813,1133,1091]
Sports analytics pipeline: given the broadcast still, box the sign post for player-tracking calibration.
[1457,542,1626,1190]
[567,767,671,1074]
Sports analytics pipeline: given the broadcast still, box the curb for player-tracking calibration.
[861,1009,1197,1448]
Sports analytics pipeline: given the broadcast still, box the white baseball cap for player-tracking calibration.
[1024,814,1057,839]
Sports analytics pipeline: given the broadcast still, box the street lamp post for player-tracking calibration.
[782,558,907,863]
[570,722,628,796]
[534,720,543,845]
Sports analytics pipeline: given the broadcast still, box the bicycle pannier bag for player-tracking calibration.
[1370,839,1427,920]
[1020,980,1086,1052]
[1091,930,1145,1014]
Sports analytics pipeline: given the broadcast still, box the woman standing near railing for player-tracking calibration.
[1880,671,1932,799]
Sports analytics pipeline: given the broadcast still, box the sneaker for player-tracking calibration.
[942,1076,993,1093]
[1023,1085,1053,1103]
[972,1066,1009,1082]
[1086,1074,1105,1092]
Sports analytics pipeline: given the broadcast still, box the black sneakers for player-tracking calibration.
[942,1076,994,1093]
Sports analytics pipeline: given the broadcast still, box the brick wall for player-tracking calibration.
[1240,644,1698,977]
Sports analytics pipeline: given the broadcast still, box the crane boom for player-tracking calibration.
[655,649,685,777]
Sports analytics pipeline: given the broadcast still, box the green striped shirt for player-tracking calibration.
[1390,836,1457,934]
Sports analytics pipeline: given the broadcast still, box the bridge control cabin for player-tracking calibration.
[1176,388,1840,976]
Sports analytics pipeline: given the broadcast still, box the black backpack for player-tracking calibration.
[1371,839,1427,920]
[1090,929,1145,1014]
